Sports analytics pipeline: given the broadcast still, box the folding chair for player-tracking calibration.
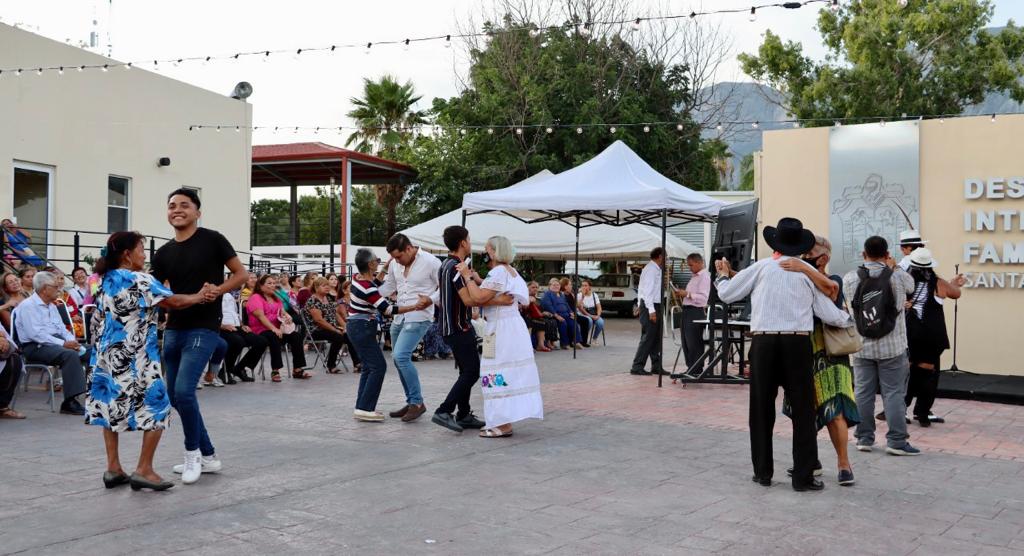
[11,313,57,412]
[299,310,349,373]
[590,317,607,346]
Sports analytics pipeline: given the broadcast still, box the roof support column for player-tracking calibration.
[340,157,350,275]
[289,181,299,245]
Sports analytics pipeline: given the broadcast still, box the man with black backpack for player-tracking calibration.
[843,236,919,456]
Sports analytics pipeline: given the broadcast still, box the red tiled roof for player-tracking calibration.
[252,142,415,174]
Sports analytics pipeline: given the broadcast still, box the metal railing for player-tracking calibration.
[1,224,351,278]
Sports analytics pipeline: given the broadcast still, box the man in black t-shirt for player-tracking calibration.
[151,188,247,485]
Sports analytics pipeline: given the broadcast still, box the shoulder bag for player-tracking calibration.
[823,301,862,356]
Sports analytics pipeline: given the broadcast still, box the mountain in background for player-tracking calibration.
[704,27,1023,189]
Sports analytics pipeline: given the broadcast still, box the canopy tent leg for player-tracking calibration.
[574,215,580,360]
[658,209,667,388]
[462,209,466,227]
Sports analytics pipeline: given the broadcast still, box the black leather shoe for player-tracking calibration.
[233,368,255,383]
[928,414,945,423]
[60,399,85,416]
[129,473,174,491]
[630,369,652,376]
[103,471,130,489]
[431,412,464,432]
[457,412,486,429]
[793,479,825,492]
[916,415,931,428]
[751,475,771,487]
[786,461,823,477]
[651,369,670,376]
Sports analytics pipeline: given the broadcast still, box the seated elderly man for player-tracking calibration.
[12,271,87,415]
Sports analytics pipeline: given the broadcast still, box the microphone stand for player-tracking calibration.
[946,263,965,374]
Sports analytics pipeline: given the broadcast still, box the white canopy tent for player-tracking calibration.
[460,140,725,382]
[401,170,701,260]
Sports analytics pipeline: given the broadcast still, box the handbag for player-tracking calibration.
[280,313,296,335]
[823,302,863,356]
[481,332,497,359]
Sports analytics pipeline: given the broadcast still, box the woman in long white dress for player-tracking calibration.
[456,236,544,438]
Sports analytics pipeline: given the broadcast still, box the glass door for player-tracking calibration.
[13,162,54,260]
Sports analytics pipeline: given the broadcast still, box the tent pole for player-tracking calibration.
[574,215,580,360]
[658,209,667,388]
[462,209,467,227]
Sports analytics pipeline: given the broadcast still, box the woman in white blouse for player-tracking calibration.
[577,279,604,345]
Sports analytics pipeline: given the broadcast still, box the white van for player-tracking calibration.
[589,273,639,316]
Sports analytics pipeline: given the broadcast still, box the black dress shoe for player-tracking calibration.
[103,471,130,489]
[928,414,945,423]
[223,375,238,385]
[630,369,652,376]
[60,399,85,416]
[792,479,825,492]
[916,415,931,428]
[751,475,771,487]
[651,369,670,376]
[233,368,255,382]
[786,462,823,478]
[129,473,174,491]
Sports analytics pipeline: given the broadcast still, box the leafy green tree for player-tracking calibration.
[701,138,732,190]
[739,0,1024,124]
[739,153,754,191]
[403,15,719,220]
[345,76,427,239]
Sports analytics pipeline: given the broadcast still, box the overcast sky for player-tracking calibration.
[5,0,1024,199]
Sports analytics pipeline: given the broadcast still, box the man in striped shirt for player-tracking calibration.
[432,225,514,433]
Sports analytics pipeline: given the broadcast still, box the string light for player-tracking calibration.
[7,2,835,75]
[898,0,909,7]
[515,127,523,135]
[57,67,63,75]
[751,121,759,129]
[830,0,840,11]
[403,39,410,51]
[676,123,684,131]
[642,125,650,133]
[124,62,132,70]
[487,128,494,134]
[35,68,42,75]
[991,113,997,123]
[879,120,886,127]
[716,122,723,132]
[15,69,22,76]
[749,7,757,22]
[609,126,617,133]
[545,127,553,134]
[576,127,583,134]
[460,128,467,135]
[77,65,84,72]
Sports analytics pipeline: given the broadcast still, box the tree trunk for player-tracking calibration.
[374,183,406,241]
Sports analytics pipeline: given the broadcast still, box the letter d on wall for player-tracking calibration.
[965,179,985,199]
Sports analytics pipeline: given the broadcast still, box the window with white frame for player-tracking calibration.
[107,176,130,233]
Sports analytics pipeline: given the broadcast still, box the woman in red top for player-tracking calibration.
[245,274,309,382]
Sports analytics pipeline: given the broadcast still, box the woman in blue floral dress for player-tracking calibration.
[86,231,213,491]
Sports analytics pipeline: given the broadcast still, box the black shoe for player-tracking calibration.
[103,471,130,489]
[751,475,771,487]
[785,462,823,478]
[223,375,238,385]
[234,368,255,383]
[916,415,931,428]
[457,412,486,429]
[928,414,945,423]
[838,469,855,486]
[432,412,464,433]
[792,479,825,492]
[389,405,411,419]
[651,369,669,376]
[630,369,652,376]
[129,473,174,491]
[875,411,885,421]
[60,399,85,416]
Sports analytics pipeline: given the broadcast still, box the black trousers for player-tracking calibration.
[905,359,940,418]
[437,330,478,419]
[311,328,348,369]
[0,355,23,408]
[681,306,706,370]
[631,302,663,372]
[575,315,592,345]
[259,330,307,371]
[220,329,267,375]
[748,334,817,486]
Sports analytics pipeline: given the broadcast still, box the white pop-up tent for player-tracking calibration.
[461,140,725,380]
[401,170,700,260]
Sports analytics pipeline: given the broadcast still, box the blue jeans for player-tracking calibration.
[588,316,605,340]
[390,320,429,405]
[163,329,218,455]
[348,318,387,412]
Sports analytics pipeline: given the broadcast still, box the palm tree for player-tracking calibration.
[346,76,426,239]
[702,139,733,190]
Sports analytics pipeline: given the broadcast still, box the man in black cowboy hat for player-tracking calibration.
[714,217,854,492]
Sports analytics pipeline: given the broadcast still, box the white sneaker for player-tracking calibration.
[210,378,225,387]
[195,382,204,390]
[180,450,203,484]
[173,454,222,475]
[353,409,385,422]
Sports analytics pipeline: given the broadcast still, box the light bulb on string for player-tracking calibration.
[830,0,840,12]
[716,122,723,132]
[631,18,641,32]
[751,121,759,129]
[152,60,159,70]
[460,128,467,135]
[57,67,64,75]
[202,56,211,66]
[125,62,132,70]
[77,65,84,72]
[262,51,270,63]
[314,127,320,135]
[235,126,241,133]
[515,128,523,135]
[939,118,944,124]
[642,125,650,133]
[676,123,684,131]
[365,42,373,54]
[834,121,842,127]
[879,120,886,127]
[792,121,800,128]
[991,113,997,123]
[216,126,221,132]
[545,127,553,134]
[898,0,908,7]
[35,68,42,75]
[749,7,757,22]
[529,28,540,38]
[579,23,591,37]
[609,126,617,133]
[173,59,182,67]
[101,65,108,72]
[576,127,583,134]
[15,69,22,76]
[403,39,410,51]
[293,127,299,134]
[444,35,452,48]
[487,128,494,135]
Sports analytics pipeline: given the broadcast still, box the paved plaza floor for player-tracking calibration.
[3,318,1024,555]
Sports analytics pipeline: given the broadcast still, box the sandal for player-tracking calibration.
[479,427,513,438]
[271,371,282,383]
[353,364,362,374]
[0,407,26,419]
[326,368,343,374]
[292,370,313,379]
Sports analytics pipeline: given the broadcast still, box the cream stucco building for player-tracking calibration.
[0,23,252,267]
[756,114,1024,376]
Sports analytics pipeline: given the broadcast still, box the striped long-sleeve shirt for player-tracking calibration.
[348,278,393,318]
